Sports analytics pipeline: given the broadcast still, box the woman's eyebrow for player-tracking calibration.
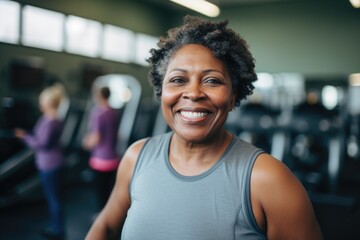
[203,69,224,74]
[169,68,187,73]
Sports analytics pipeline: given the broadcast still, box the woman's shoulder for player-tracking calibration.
[252,153,297,189]
[123,138,148,161]
[251,153,313,220]
[40,115,62,127]
[232,135,262,151]
[251,155,323,239]
[116,138,149,181]
[124,133,170,158]
[250,153,308,217]
[121,133,171,169]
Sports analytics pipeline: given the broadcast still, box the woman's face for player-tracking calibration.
[162,44,235,143]
[39,95,50,113]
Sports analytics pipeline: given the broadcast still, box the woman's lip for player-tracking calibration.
[177,107,211,112]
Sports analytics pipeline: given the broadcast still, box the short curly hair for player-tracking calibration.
[147,15,257,106]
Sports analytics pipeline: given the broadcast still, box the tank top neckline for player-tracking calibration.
[164,132,237,182]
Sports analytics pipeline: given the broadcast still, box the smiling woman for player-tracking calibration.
[85,15,324,240]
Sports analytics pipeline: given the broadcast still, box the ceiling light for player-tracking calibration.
[349,0,360,8]
[170,0,220,17]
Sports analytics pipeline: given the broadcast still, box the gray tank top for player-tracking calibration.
[121,132,266,240]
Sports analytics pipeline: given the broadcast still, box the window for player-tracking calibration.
[102,24,135,63]
[65,15,102,57]
[134,33,158,66]
[22,5,64,51]
[3,3,159,67]
[0,0,20,44]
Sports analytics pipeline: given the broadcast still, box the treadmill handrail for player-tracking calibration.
[0,148,34,182]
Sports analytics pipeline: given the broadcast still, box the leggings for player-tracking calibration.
[93,169,116,210]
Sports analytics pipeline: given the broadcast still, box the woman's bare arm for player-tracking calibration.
[251,154,323,240]
[85,139,146,240]
[82,131,100,150]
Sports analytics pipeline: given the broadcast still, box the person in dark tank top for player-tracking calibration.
[85,15,323,240]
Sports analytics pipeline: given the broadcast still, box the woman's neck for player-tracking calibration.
[169,130,233,176]
[44,108,58,119]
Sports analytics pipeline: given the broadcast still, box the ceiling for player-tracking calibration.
[144,0,299,9]
[206,0,298,6]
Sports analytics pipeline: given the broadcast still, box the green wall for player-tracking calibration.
[218,0,360,77]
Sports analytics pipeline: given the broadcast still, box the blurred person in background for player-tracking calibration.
[86,16,323,240]
[15,83,66,240]
[82,86,120,213]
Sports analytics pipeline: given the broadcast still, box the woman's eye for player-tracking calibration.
[204,78,222,85]
[170,77,185,84]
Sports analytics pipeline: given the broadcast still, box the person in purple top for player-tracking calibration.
[83,86,120,211]
[15,84,65,240]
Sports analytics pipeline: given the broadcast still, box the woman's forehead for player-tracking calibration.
[166,44,230,75]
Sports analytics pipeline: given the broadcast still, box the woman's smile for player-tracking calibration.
[180,111,208,120]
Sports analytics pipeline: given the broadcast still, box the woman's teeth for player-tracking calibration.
[180,111,208,119]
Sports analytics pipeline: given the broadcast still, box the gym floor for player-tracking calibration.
[0,183,96,240]
[0,180,359,240]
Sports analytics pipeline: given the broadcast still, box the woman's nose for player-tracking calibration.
[183,81,206,101]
